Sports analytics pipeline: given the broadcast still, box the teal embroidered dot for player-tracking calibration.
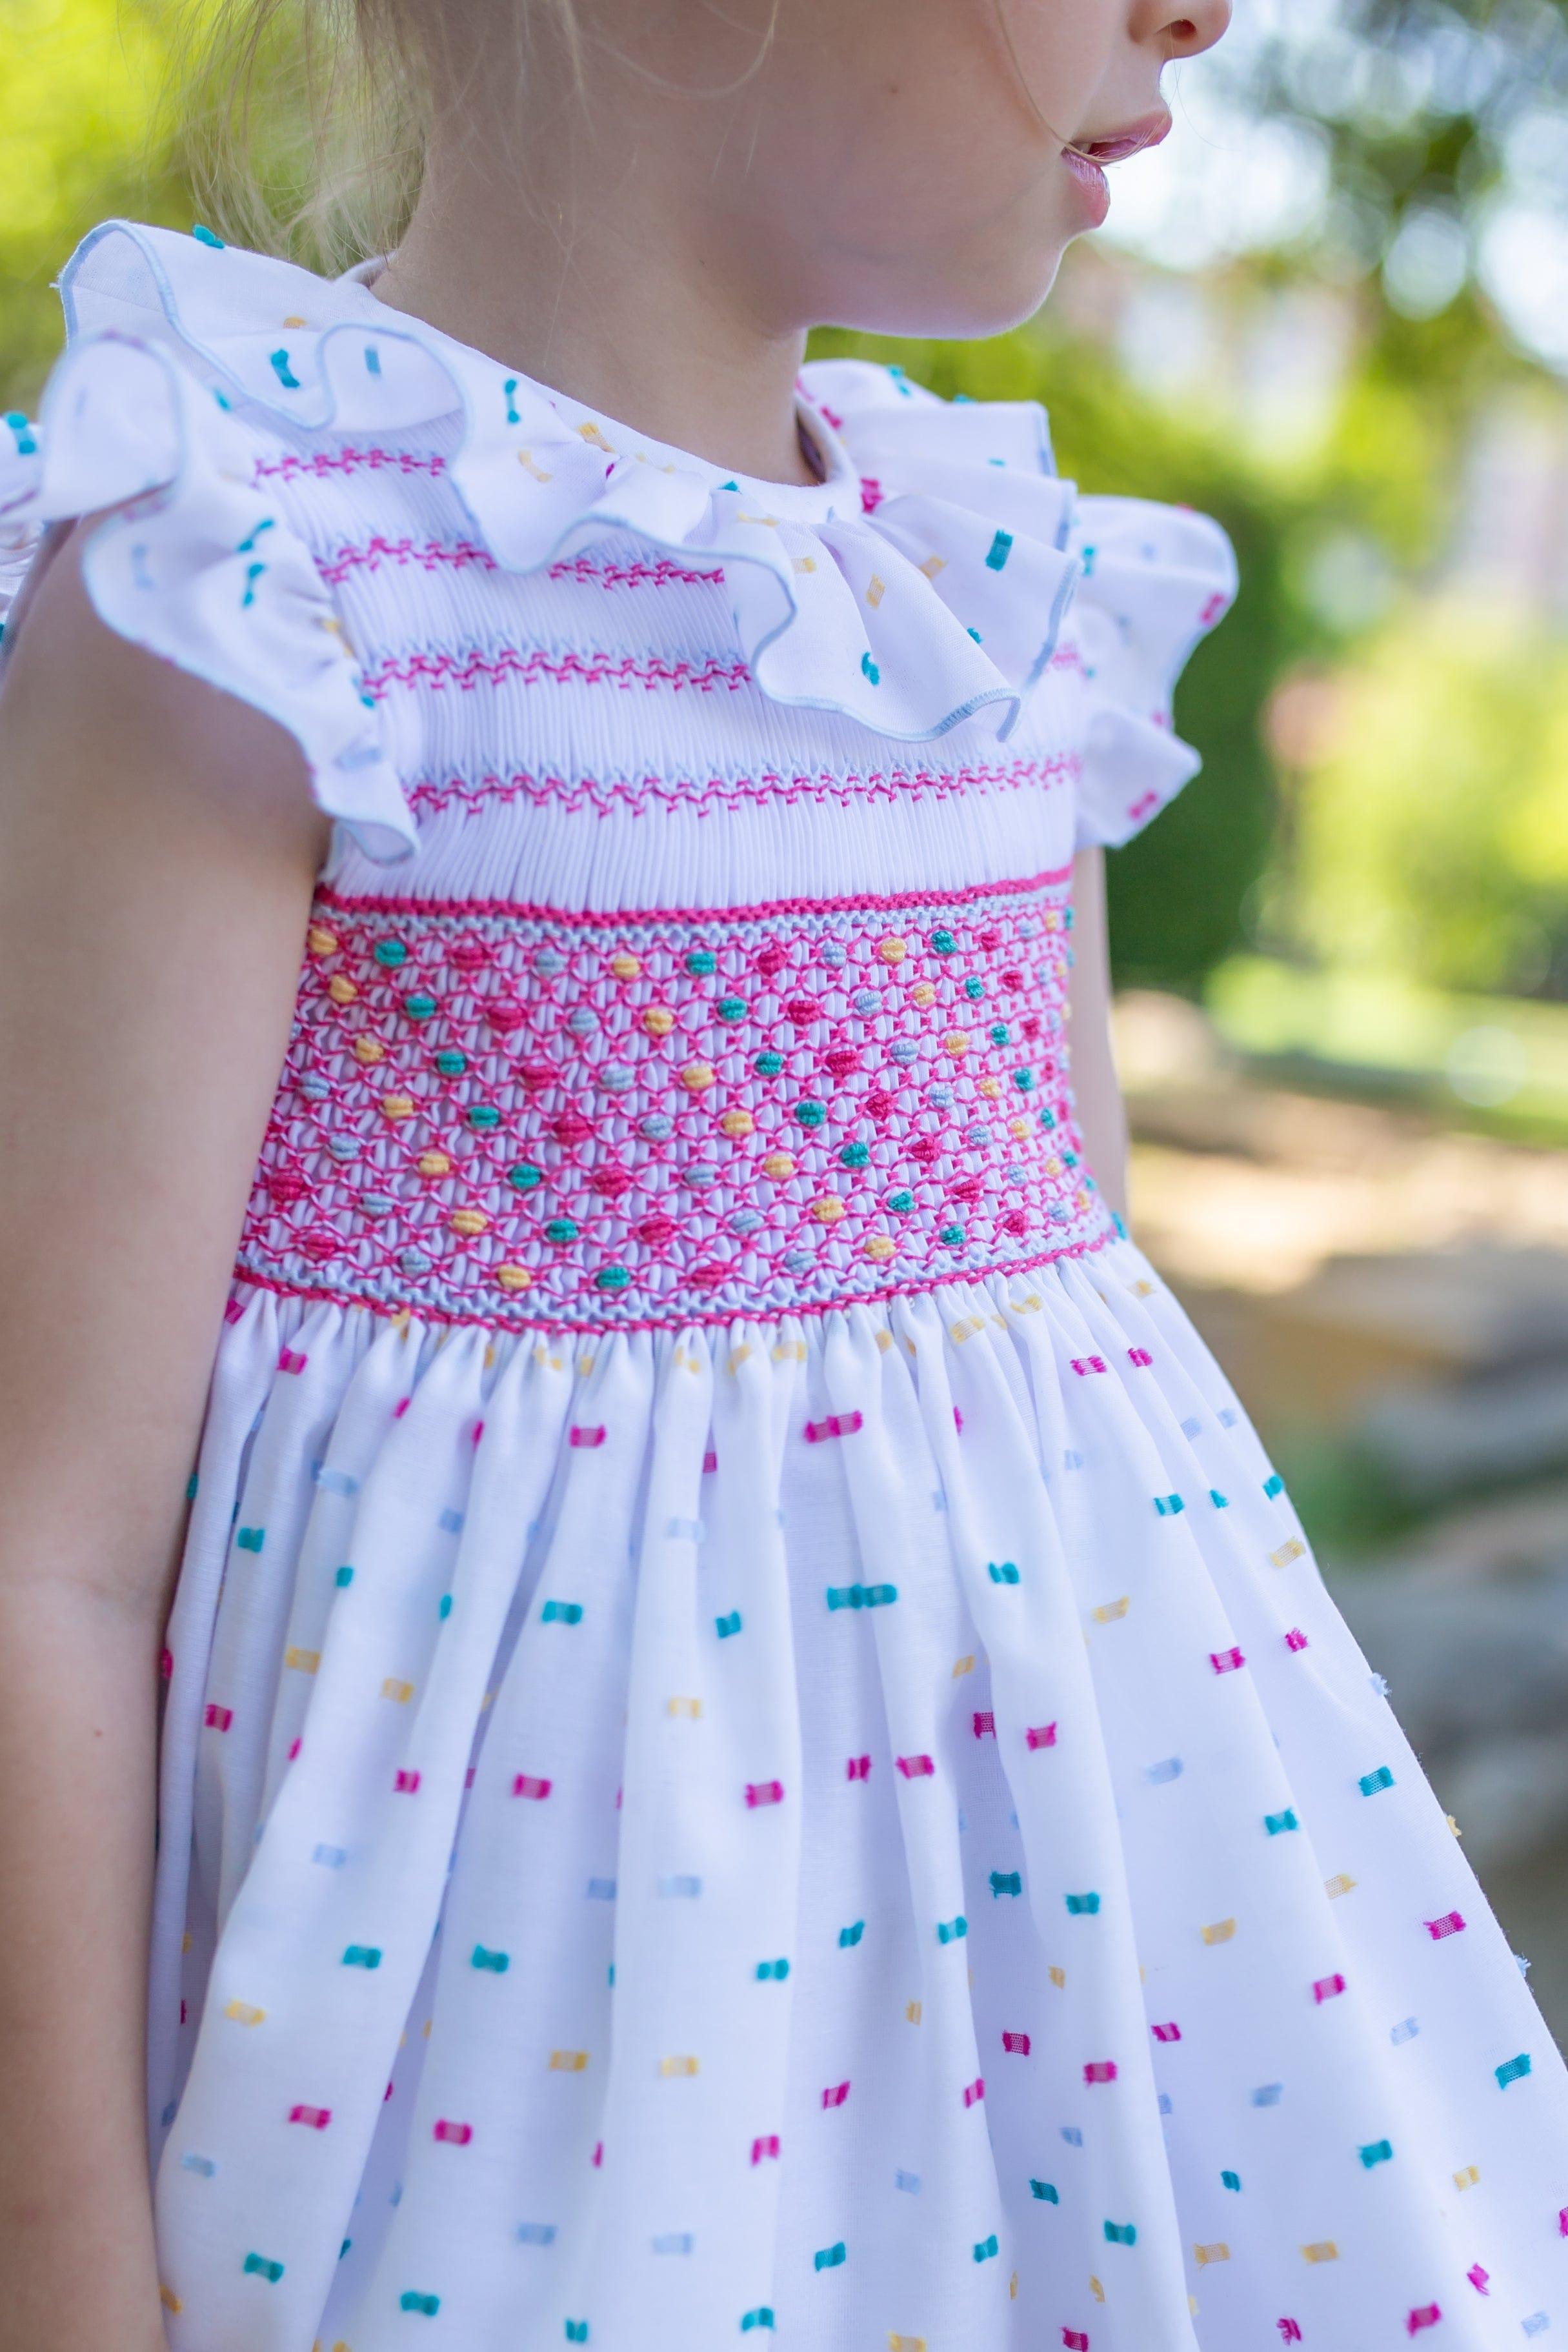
[4,412,36,457]
[544,1218,579,1243]
[973,2235,999,2262]
[1154,1494,1185,1516]
[861,652,881,685]
[963,975,985,1000]
[930,929,958,955]
[1014,1069,1036,1092]
[1496,2052,1532,2089]
[839,1920,865,1947]
[402,992,437,1021]
[236,1526,265,1553]
[435,1049,467,1076]
[754,1050,785,1077]
[716,1610,743,1638]
[886,1188,915,1214]
[467,1103,501,1131]
[1221,2169,1241,2191]
[1040,1105,1058,1129]
[508,1163,544,1192]
[269,348,302,391]
[1263,1473,1285,1498]
[1030,2180,1059,2203]
[839,1141,870,1169]
[1210,1489,1230,1509]
[740,2311,775,2333]
[1359,2139,1393,2167]
[1065,1891,1101,1915]
[1103,2220,1137,2246]
[1358,1766,1395,1796]
[335,1565,354,1587]
[755,1956,790,1980]
[541,1600,584,1625]
[438,1593,453,1618]
[192,221,225,246]
[471,1943,510,1973]
[1263,1808,1299,1835]
[717,995,747,1022]
[985,528,1014,571]
[372,937,408,967]
[989,1023,1010,1045]
[243,2253,285,2283]
[596,1265,632,1293]
[939,1224,966,1247]
[936,1915,968,1944]
[794,1100,827,1129]
[989,1560,1021,1585]
[342,1945,382,1968]
[814,2242,847,2271]
[990,1870,1023,1896]
[185,1471,199,1500]
[399,2291,441,2317]
[679,950,714,980]
[967,625,983,642]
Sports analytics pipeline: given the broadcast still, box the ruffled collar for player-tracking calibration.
[45,219,1084,745]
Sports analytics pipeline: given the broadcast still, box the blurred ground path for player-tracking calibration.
[1117,992,1568,2042]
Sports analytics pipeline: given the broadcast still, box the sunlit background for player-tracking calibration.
[6,0,1568,2033]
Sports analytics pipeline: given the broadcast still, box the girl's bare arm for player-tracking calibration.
[1066,844,1131,1226]
[0,528,330,2352]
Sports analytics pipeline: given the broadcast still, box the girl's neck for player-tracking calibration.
[368,102,818,487]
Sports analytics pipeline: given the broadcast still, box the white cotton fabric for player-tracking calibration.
[3,221,1565,2352]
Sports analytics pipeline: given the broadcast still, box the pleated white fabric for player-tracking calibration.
[149,1241,1568,2352]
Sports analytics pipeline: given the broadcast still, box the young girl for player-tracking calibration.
[3,2,1565,2347]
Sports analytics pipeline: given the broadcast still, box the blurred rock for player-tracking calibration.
[1360,1360,1568,1497]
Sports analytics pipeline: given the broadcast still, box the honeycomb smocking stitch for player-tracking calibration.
[236,867,1112,1331]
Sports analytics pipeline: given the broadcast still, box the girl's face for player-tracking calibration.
[552,0,1233,338]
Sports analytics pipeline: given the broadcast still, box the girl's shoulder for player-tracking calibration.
[0,220,1238,869]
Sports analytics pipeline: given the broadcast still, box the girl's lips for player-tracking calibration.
[1061,148,1111,227]
[1060,108,1171,228]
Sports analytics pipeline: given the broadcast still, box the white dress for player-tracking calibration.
[5,217,1568,2352]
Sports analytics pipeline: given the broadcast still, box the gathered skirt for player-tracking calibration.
[147,1235,1568,2351]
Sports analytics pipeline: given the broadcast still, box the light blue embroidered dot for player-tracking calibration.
[181,2151,217,2177]
[1251,2083,1283,2107]
[1359,1766,1395,1796]
[1523,2314,1550,2339]
[652,2233,694,2255]
[586,1877,616,1900]
[1030,2179,1059,2203]
[894,2169,920,2193]
[438,1507,464,1535]
[1061,2126,1083,2147]
[517,2223,557,2246]
[659,1874,702,1899]
[313,1843,347,1867]
[1391,2016,1420,2045]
